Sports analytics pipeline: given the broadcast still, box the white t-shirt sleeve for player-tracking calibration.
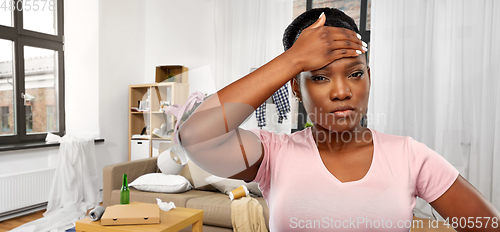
[246,128,287,197]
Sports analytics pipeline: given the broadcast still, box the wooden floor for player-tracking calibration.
[0,210,44,232]
[0,211,455,232]
[0,204,100,232]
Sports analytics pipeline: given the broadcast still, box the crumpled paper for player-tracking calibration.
[156,198,176,212]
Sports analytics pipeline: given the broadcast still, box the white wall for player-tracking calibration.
[96,0,147,182]
[65,0,100,138]
[144,0,217,94]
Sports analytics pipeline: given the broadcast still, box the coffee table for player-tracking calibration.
[75,207,203,232]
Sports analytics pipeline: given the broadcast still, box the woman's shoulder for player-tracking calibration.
[370,128,436,157]
[369,128,416,155]
[370,128,411,144]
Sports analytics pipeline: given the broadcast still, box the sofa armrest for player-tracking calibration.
[103,157,158,207]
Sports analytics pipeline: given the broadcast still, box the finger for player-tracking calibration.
[325,27,364,46]
[307,12,325,30]
[329,40,367,53]
[329,49,363,61]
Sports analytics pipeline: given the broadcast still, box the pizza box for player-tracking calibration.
[101,202,160,226]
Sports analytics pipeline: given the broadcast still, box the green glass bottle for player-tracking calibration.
[120,174,130,204]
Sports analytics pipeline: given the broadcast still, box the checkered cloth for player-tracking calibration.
[256,84,290,128]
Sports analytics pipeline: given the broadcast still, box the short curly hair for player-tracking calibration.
[283,7,360,51]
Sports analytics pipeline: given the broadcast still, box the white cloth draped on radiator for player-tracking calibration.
[10,135,101,232]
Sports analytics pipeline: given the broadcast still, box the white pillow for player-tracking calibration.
[205,175,262,197]
[129,173,192,193]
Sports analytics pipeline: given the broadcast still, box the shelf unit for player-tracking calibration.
[128,82,189,161]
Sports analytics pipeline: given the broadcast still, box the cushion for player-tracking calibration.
[110,189,218,208]
[205,175,262,197]
[129,173,192,193]
[179,160,219,192]
[185,192,234,228]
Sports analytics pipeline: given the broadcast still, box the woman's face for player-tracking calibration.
[292,55,370,132]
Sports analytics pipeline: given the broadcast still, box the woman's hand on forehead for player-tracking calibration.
[286,12,368,73]
[324,27,365,46]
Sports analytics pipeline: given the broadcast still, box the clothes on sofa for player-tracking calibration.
[248,127,459,231]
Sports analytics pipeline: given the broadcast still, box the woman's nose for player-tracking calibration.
[330,78,352,101]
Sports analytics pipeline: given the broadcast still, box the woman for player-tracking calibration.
[178,8,500,231]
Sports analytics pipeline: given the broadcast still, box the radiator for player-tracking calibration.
[0,168,55,215]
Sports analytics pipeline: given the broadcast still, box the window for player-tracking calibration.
[293,0,370,42]
[25,105,32,132]
[46,105,55,132]
[0,0,64,145]
[1,106,9,132]
[293,0,308,19]
[310,0,371,43]
[291,0,371,132]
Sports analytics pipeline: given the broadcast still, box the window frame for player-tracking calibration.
[0,0,65,145]
[292,0,370,132]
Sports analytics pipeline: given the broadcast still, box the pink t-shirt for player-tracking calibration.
[248,127,459,231]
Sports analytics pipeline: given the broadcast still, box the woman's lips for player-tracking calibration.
[330,109,354,118]
[329,105,355,118]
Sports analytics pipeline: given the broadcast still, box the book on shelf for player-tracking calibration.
[131,107,149,112]
[151,125,172,140]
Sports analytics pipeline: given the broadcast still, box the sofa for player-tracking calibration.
[103,157,270,232]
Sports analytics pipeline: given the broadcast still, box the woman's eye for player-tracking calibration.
[349,71,364,79]
[311,76,327,81]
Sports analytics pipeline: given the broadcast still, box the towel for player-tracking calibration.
[231,196,268,232]
[10,135,101,232]
[256,84,290,128]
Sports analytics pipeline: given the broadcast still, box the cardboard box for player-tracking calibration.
[155,65,189,83]
[101,203,160,226]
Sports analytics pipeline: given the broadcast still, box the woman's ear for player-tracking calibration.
[290,75,301,99]
[367,66,371,88]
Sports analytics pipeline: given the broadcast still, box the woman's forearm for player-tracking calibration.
[178,51,301,148]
